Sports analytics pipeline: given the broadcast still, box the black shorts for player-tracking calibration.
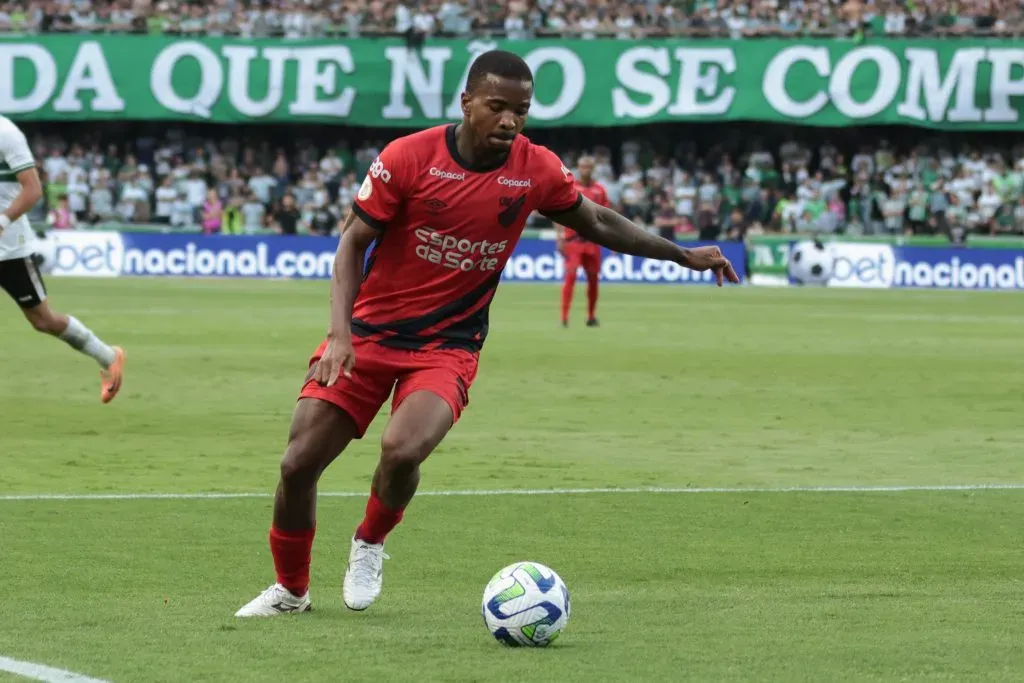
[0,256,47,309]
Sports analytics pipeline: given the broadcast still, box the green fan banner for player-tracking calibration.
[1,36,1022,128]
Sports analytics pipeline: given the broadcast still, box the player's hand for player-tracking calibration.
[681,246,740,287]
[313,336,355,387]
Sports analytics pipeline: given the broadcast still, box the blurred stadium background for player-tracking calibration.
[2,3,1023,681]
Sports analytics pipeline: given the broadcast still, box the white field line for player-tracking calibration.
[0,656,109,683]
[1,484,1023,502]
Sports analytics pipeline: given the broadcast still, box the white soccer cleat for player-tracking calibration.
[343,537,389,611]
[234,583,311,617]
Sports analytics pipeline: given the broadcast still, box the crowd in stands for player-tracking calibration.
[1,0,1022,38]
[23,124,1024,240]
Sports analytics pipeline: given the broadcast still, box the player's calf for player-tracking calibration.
[343,432,429,611]
[25,304,118,367]
[274,399,358,531]
[276,451,322,530]
[374,430,436,508]
[239,399,358,617]
[23,302,126,403]
[344,391,454,611]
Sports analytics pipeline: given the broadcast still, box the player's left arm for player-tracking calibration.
[543,196,739,286]
[6,168,43,222]
[537,151,737,285]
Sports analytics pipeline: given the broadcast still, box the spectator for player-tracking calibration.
[171,190,194,229]
[884,189,907,234]
[906,183,929,234]
[242,191,267,234]
[248,166,277,205]
[222,196,245,235]
[47,195,76,230]
[154,176,177,225]
[118,172,151,222]
[202,188,223,235]
[273,193,302,235]
[88,171,116,223]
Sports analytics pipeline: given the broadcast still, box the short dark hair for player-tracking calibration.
[466,50,533,93]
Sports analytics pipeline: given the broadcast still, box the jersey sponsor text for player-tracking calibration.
[414,227,508,272]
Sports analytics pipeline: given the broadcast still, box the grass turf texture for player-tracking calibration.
[1,279,1022,682]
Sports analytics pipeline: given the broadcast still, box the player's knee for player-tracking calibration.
[379,431,431,470]
[279,441,320,489]
[24,308,58,334]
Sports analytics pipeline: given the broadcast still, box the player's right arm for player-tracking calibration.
[0,123,42,235]
[311,143,409,387]
[312,211,379,386]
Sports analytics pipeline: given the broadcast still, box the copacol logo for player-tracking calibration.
[828,244,896,288]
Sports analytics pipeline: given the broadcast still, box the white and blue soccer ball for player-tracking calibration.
[481,561,570,647]
[32,232,58,275]
[787,239,835,286]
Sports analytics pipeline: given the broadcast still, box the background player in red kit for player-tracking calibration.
[236,50,738,617]
[555,155,609,327]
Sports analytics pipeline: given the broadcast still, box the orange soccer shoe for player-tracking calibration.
[100,347,126,404]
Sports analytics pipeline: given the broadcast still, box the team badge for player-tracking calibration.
[357,176,373,201]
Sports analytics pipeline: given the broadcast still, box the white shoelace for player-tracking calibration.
[351,542,390,582]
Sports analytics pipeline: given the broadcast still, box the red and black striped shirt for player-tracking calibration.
[350,125,581,353]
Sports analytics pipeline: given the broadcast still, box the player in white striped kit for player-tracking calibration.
[0,115,125,403]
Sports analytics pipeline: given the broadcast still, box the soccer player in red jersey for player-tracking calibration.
[235,50,738,617]
[555,155,609,327]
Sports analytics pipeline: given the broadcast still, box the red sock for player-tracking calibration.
[561,273,576,323]
[269,525,315,596]
[355,489,404,544]
[586,274,599,320]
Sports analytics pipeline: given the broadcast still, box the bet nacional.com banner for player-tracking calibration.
[808,242,1024,290]
[749,235,1024,290]
[2,36,1024,129]
[39,231,747,286]
[39,230,1024,290]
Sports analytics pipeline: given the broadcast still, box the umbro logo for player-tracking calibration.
[424,198,448,213]
[271,601,305,613]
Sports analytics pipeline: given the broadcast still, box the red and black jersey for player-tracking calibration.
[562,181,609,244]
[350,124,581,353]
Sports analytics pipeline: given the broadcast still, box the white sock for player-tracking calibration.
[59,316,117,369]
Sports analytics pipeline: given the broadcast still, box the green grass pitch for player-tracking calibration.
[1,279,1022,682]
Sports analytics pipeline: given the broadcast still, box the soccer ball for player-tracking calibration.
[787,239,834,286]
[481,561,570,647]
[32,232,58,275]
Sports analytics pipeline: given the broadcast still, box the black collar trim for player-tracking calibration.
[445,124,510,173]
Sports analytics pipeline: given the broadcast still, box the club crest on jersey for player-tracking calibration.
[357,175,373,201]
[497,194,527,228]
